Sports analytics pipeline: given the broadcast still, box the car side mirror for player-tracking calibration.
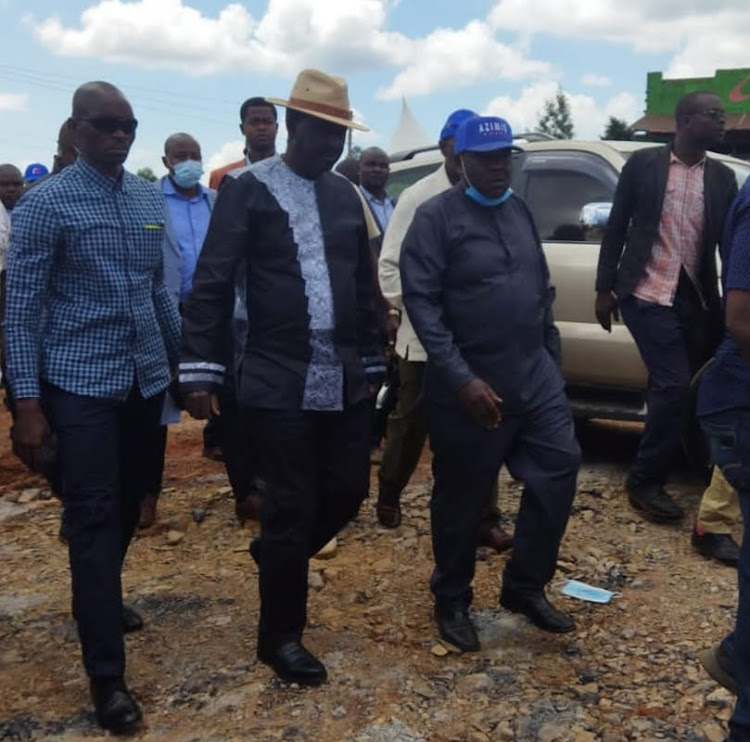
[579,202,612,230]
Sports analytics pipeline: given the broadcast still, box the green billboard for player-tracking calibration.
[647,68,750,115]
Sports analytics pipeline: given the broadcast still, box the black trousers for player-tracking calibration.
[201,381,257,501]
[42,381,165,680]
[250,400,371,647]
[429,390,580,611]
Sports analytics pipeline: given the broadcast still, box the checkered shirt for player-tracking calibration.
[634,153,705,306]
[4,158,180,400]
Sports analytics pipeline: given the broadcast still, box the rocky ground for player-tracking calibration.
[0,409,742,742]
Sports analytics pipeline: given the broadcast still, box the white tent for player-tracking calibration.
[387,98,432,155]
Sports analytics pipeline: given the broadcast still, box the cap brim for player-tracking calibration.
[461,142,524,153]
[266,97,369,132]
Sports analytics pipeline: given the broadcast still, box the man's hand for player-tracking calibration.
[595,291,620,333]
[184,391,220,420]
[11,399,52,473]
[458,379,502,429]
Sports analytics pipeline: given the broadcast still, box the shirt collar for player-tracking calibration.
[670,150,706,169]
[74,157,128,192]
[162,175,208,199]
[360,185,393,205]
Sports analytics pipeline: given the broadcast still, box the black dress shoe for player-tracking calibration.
[376,491,402,528]
[626,481,684,523]
[699,643,738,694]
[500,590,575,633]
[257,641,327,685]
[90,678,142,735]
[434,607,480,652]
[122,604,144,634]
[692,526,740,566]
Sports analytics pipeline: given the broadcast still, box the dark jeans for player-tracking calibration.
[42,381,165,680]
[378,357,501,524]
[701,410,750,740]
[250,400,371,647]
[428,391,580,610]
[619,283,712,487]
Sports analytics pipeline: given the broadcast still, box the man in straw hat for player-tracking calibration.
[180,69,385,685]
[401,115,580,651]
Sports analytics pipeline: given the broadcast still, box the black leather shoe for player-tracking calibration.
[257,641,327,685]
[122,604,144,634]
[699,643,738,695]
[376,490,402,529]
[626,482,684,523]
[90,679,142,735]
[434,607,480,652]
[500,590,575,633]
[692,526,740,567]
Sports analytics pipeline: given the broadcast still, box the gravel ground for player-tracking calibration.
[0,413,741,742]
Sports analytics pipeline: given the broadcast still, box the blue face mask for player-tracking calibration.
[171,159,203,188]
[465,184,513,207]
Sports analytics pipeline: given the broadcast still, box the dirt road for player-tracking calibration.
[0,412,740,741]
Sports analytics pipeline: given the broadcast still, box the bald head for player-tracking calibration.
[69,81,136,177]
[72,81,128,118]
[0,164,24,210]
[164,132,200,158]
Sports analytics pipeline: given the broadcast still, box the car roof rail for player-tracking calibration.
[514,131,558,142]
[388,145,439,163]
[389,131,559,162]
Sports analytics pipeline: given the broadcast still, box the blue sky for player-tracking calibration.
[0,0,747,181]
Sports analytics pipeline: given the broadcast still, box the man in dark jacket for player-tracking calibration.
[595,91,737,526]
[401,115,580,651]
[179,69,384,686]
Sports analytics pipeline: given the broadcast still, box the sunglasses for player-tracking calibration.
[696,108,725,122]
[79,117,139,135]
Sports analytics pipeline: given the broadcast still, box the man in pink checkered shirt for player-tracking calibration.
[595,91,737,528]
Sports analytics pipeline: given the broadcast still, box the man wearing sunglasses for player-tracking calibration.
[595,91,737,531]
[4,81,179,734]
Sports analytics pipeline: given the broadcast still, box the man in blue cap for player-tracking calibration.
[400,115,580,650]
[377,109,511,553]
[23,162,49,184]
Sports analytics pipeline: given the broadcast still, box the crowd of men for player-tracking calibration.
[0,70,749,740]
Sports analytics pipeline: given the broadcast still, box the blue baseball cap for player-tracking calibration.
[454,116,522,154]
[439,109,477,141]
[24,163,49,182]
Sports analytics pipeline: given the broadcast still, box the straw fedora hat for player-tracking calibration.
[267,68,368,131]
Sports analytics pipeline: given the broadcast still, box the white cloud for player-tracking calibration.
[488,0,750,78]
[0,93,28,112]
[204,139,245,178]
[376,20,551,100]
[483,83,641,140]
[581,74,611,87]
[29,0,552,99]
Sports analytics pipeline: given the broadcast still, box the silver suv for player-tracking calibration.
[389,140,750,421]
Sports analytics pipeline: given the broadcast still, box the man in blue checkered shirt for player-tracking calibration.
[4,81,179,735]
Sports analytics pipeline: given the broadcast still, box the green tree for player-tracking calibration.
[601,116,632,141]
[536,88,574,139]
[137,167,157,182]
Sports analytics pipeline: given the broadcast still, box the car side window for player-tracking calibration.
[521,152,618,243]
[387,164,441,199]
